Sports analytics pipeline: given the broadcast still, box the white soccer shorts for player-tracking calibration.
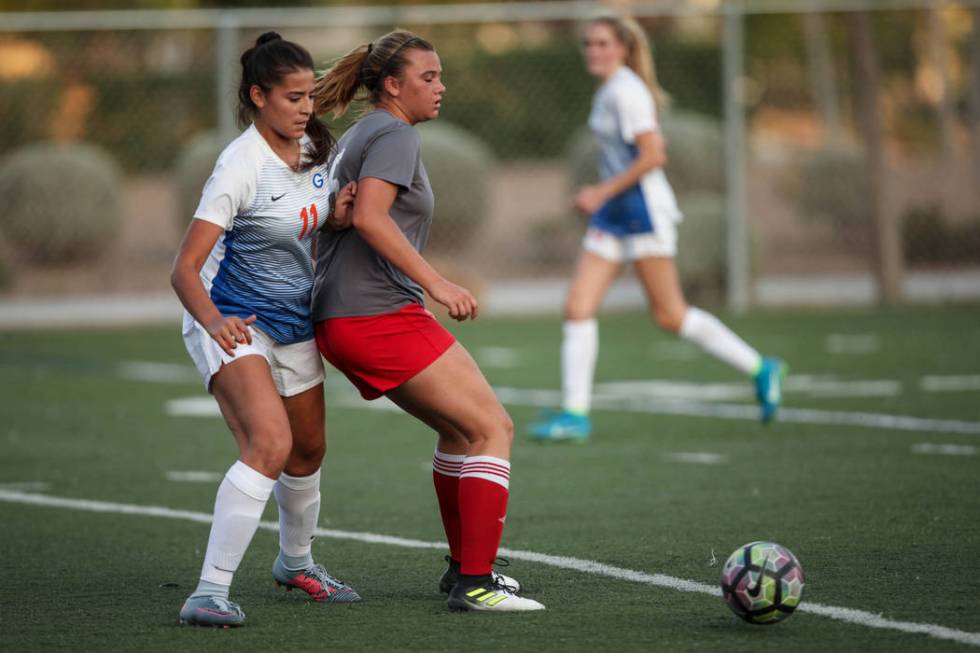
[182,314,324,397]
[583,223,677,263]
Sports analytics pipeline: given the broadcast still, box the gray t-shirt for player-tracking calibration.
[312,110,434,320]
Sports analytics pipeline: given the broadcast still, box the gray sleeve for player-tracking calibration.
[359,125,420,190]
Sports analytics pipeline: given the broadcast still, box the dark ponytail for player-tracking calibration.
[238,31,334,170]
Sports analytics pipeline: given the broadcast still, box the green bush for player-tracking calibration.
[417,121,496,251]
[174,131,229,227]
[785,144,870,252]
[0,256,12,293]
[0,142,122,264]
[902,204,980,266]
[86,73,214,172]
[661,111,725,195]
[676,192,727,303]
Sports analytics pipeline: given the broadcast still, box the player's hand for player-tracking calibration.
[206,314,256,356]
[429,278,479,321]
[574,185,607,215]
[327,181,357,230]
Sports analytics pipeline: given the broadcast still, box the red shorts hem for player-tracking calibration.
[314,303,456,400]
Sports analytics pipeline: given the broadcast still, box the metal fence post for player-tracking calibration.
[723,1,749,313]
[216,13,239,145]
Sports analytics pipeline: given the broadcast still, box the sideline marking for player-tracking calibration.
[662,452,727,465]
[166,471,223,483]
[911,443,977,456]
[492,388,980,436]
[476,347,521,369]
[164,386,980,435]
[826,334,879,355]
[921,375,980,393]
[1,489,978,648]
[595,376,901,401]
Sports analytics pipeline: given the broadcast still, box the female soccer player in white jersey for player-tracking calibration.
[528,15,785,442]
[311,30,543,612]
[171,32,359,627]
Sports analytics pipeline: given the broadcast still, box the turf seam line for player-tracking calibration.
[2,489,979,647]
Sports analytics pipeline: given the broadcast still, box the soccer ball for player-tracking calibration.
[720,541,805,625]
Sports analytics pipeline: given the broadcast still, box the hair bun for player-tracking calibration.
[256,31,282,46]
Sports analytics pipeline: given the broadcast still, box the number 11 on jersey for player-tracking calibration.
[299,204,318,239]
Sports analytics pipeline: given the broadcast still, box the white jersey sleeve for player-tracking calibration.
[193,147,259,230]
[613,78,658,144]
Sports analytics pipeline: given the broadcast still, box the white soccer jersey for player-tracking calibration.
[587,66,681,236]
[188,124,330,344]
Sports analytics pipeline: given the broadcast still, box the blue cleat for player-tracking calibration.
[528,410,592,442]
[754,357,786,424]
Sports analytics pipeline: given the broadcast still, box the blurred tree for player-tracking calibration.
[847,10,903,303]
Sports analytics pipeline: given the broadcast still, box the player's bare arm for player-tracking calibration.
[171,218,256,355]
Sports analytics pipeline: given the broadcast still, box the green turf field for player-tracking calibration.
[1,305,979,651]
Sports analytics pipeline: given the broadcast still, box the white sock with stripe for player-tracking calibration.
[679,307,762,376]
[561,319,598,415]
[459,456,511,577]
[274,468,321,571]
[194,460,276,596]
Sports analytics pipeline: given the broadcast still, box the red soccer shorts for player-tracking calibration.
[314,303,456,400]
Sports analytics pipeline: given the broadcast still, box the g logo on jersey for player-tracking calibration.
[312,173,324,189]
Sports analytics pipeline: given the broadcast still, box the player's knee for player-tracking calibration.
[464,411,513,449]
[290,438,326,470]
[564,298,594,322]
[653,306,684,333]
[245,428,293,474]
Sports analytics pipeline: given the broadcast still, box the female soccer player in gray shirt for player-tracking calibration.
[312,30,544,612]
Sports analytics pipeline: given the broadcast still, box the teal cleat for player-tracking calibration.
[179,595,245,628]
[528,410,592,442]
[754,357,786,424]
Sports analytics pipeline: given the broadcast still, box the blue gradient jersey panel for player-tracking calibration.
[587,66,682,236]
[192,125,330,344]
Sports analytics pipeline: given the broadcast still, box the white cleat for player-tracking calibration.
[447,578,545,612]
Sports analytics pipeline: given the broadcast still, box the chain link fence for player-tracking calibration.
[1,1,979,308]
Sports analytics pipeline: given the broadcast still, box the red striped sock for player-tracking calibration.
[458,455,510,577]
[432,449,465,561]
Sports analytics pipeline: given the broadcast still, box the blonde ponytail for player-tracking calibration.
[313,44,371,119]
[593,15,670,113]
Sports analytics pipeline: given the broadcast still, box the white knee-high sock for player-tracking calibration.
[196,461,276,592]
[679,307,762,376]
[561,319,598,415]
[274,469,321,571]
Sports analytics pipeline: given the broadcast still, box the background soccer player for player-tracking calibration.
[311,29,544,612]
[528,15,785,442]
[171,32,359,627]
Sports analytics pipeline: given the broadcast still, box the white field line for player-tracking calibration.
[165,471,224,483]
[661,452,728,465]
[492,387,980,435]
[921,375,980,393]
[825,334,880,355]
[595,376,901,401]
[164,386,980,435]
[911,443,978,456]
[1,489,979,648]
[116,361,200,384]
[475,347,521,369]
